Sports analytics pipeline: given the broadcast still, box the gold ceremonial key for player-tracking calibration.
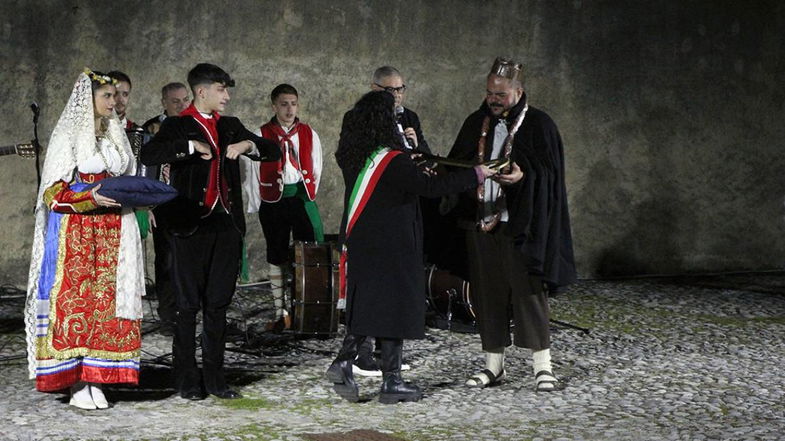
[485,158,510,172]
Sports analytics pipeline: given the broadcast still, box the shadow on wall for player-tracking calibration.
[581,151,695,278]
[596,197,689,277]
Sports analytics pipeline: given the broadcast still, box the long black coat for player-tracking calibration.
[140,115,280,235]
[341,153,478,339]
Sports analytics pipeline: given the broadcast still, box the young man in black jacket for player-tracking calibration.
[141,63,280,400]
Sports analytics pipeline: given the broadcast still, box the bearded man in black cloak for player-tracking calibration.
[446,57,577,392]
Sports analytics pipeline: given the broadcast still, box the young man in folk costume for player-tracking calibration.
[109,70,152,273]
[141,63,281,400]
[446,57,576,392]
[141,82,192,334]
[25,69,145,410]
[242,83,323,330]
[108,71,139,131]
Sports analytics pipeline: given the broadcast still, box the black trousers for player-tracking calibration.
[152,224,176,323]
[258,196,315,265]
[466,224,551,351]
[169,213,242,393]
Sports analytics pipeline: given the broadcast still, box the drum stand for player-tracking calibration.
[444,288,459,332]
[436,287,477,334]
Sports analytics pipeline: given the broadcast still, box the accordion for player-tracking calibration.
[125,127,160,180]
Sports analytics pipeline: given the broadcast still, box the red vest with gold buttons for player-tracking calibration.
[259,120,316,202]
[180,104,228,215]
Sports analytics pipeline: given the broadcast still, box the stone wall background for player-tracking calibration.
[1,0,783,286]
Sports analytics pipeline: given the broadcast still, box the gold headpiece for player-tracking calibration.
[83,67,118,86]
[489,57,523,82]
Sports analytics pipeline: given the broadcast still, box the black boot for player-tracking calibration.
[202,306,240,399]
[173,310,205,400]
[326,332,365,402]
[379,338,422,404]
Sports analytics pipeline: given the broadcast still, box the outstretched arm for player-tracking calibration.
[384,154,493,198]
[140,118,195,166]
[231,123,281,162]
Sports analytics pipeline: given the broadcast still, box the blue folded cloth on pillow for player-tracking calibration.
[87,176,177,208]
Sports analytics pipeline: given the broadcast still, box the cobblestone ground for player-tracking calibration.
[1,277,784,441]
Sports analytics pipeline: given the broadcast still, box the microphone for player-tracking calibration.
[395,105,404,122]
[394,106,412,149]
[30,102,40,123]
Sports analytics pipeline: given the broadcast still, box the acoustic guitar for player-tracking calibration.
[0,142,39,159]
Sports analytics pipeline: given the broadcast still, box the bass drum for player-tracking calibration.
[425,265,475,324]
[290,241,340,336]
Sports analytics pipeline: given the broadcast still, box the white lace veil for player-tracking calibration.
[24,72,145,379]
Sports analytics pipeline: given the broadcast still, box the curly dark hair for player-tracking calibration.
[335,91,402,174]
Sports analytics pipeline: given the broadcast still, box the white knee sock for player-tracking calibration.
[533,348,560,391]
[532,348,552,375]
[485,347,505,376]
[269,264,285,319]
[465,347,506,386]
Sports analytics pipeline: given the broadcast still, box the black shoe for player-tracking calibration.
[180,387,206,401]
[379,373,423,404]
[354,353,379,371]
[353,338,381,376]
[210,389,242,399]
[326,359,359,402]
[353,353,382,377]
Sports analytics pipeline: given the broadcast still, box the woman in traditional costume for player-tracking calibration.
[24,69,145,410]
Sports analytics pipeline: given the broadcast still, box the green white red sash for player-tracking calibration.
[338,147,402,309]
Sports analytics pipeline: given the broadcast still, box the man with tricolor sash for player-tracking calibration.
[325,91,495,404]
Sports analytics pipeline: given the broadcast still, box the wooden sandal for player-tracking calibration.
[535,370,566,392]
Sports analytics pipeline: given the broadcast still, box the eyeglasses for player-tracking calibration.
[374,83,407,94]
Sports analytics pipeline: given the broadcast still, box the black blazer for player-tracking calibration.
[140,115,281,236]
[398,107,430,154]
